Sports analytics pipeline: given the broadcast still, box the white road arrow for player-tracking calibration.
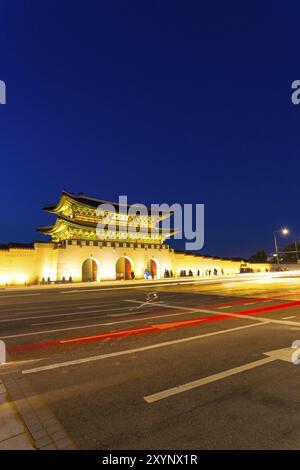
[144,347,297,403]
[263,347,295,362]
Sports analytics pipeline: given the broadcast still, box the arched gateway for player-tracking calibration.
[148,259,158,278]
[116,257,132,280]
[36,191,176,284]
[82,258,98,282]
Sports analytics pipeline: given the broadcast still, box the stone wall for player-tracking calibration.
[0,241,272,286]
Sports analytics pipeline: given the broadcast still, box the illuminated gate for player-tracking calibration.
[82,259,98,282]
[116,257,132,280]
[149,259,157,278]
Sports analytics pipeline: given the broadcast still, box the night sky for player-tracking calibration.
[1,1,299,257]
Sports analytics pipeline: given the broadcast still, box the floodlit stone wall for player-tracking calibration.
[0,241,272,286]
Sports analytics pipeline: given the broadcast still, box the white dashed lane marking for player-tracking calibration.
[0,306,139,324]
[32,311,149,325]
[77,304,117,309]
[0,293,41,298]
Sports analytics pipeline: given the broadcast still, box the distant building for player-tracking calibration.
[0,191,270,285]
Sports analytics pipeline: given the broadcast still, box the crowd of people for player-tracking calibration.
[179,268,225,277]
[144,267,226,280]
[42,267,229,284]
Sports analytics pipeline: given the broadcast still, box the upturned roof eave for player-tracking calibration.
[42,190,173,218]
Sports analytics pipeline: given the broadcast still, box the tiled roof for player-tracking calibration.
[43,190,172,215]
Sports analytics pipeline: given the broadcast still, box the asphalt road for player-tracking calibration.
[1,275,300,449]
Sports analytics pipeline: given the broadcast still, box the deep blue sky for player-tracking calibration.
[0,1,299,257]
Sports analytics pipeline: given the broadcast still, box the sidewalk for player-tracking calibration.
[1,270,298,294]
[0,366,76,450]
[0,379,35,450]
[0,274,239,293]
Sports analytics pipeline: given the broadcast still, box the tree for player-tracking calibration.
[281,242,300,263]
[248,250,268,263]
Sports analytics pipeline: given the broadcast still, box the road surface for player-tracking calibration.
[1,274,300,449]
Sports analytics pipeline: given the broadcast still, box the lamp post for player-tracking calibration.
[295,241,299,263]
[274,228,289,267]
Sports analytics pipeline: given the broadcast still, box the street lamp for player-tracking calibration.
[274,228,289,267]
